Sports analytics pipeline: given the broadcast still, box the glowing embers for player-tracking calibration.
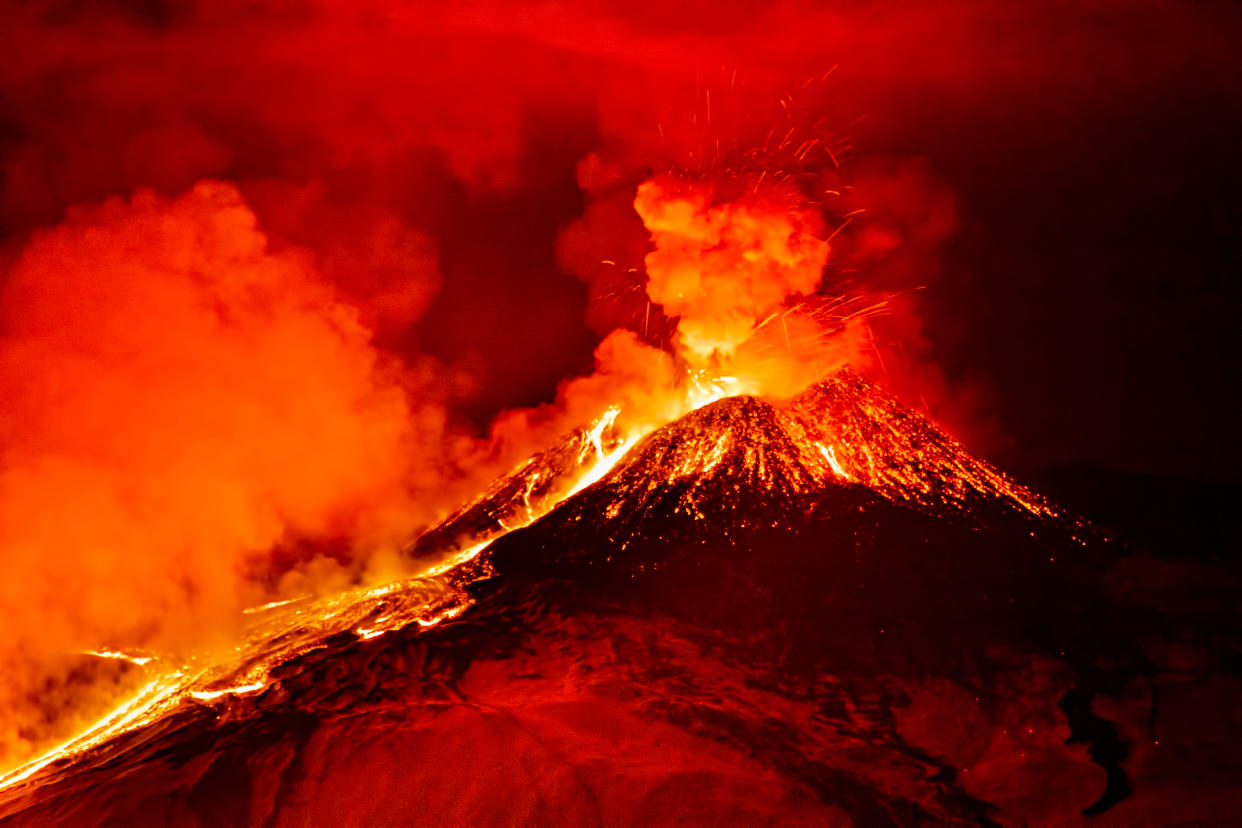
[697,432,734,476]
[557,366,1054,528]
[789,369,1052,517]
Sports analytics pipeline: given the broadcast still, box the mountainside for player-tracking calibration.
[1,368,1238,826]
[787,368,1053,517]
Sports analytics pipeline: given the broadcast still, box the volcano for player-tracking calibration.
[0,368,1237,825]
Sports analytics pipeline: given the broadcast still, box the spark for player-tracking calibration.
[826,217,853,242]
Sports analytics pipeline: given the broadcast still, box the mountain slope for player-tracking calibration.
[786,368,1053,517]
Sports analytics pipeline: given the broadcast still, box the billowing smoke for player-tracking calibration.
[634,178,829,365]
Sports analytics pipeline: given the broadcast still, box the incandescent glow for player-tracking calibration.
[567,409,642,498]
[242,597,309,615]
[585,407,621,461]
[189,682,267,702]
[0,674,186,791]
[416,605,468,629]
[818,444,850,478]
[0,395,663,793]
[0,546,485,795]
[83,650,155,667]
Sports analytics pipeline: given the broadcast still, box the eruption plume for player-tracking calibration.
[634,178,829,366]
